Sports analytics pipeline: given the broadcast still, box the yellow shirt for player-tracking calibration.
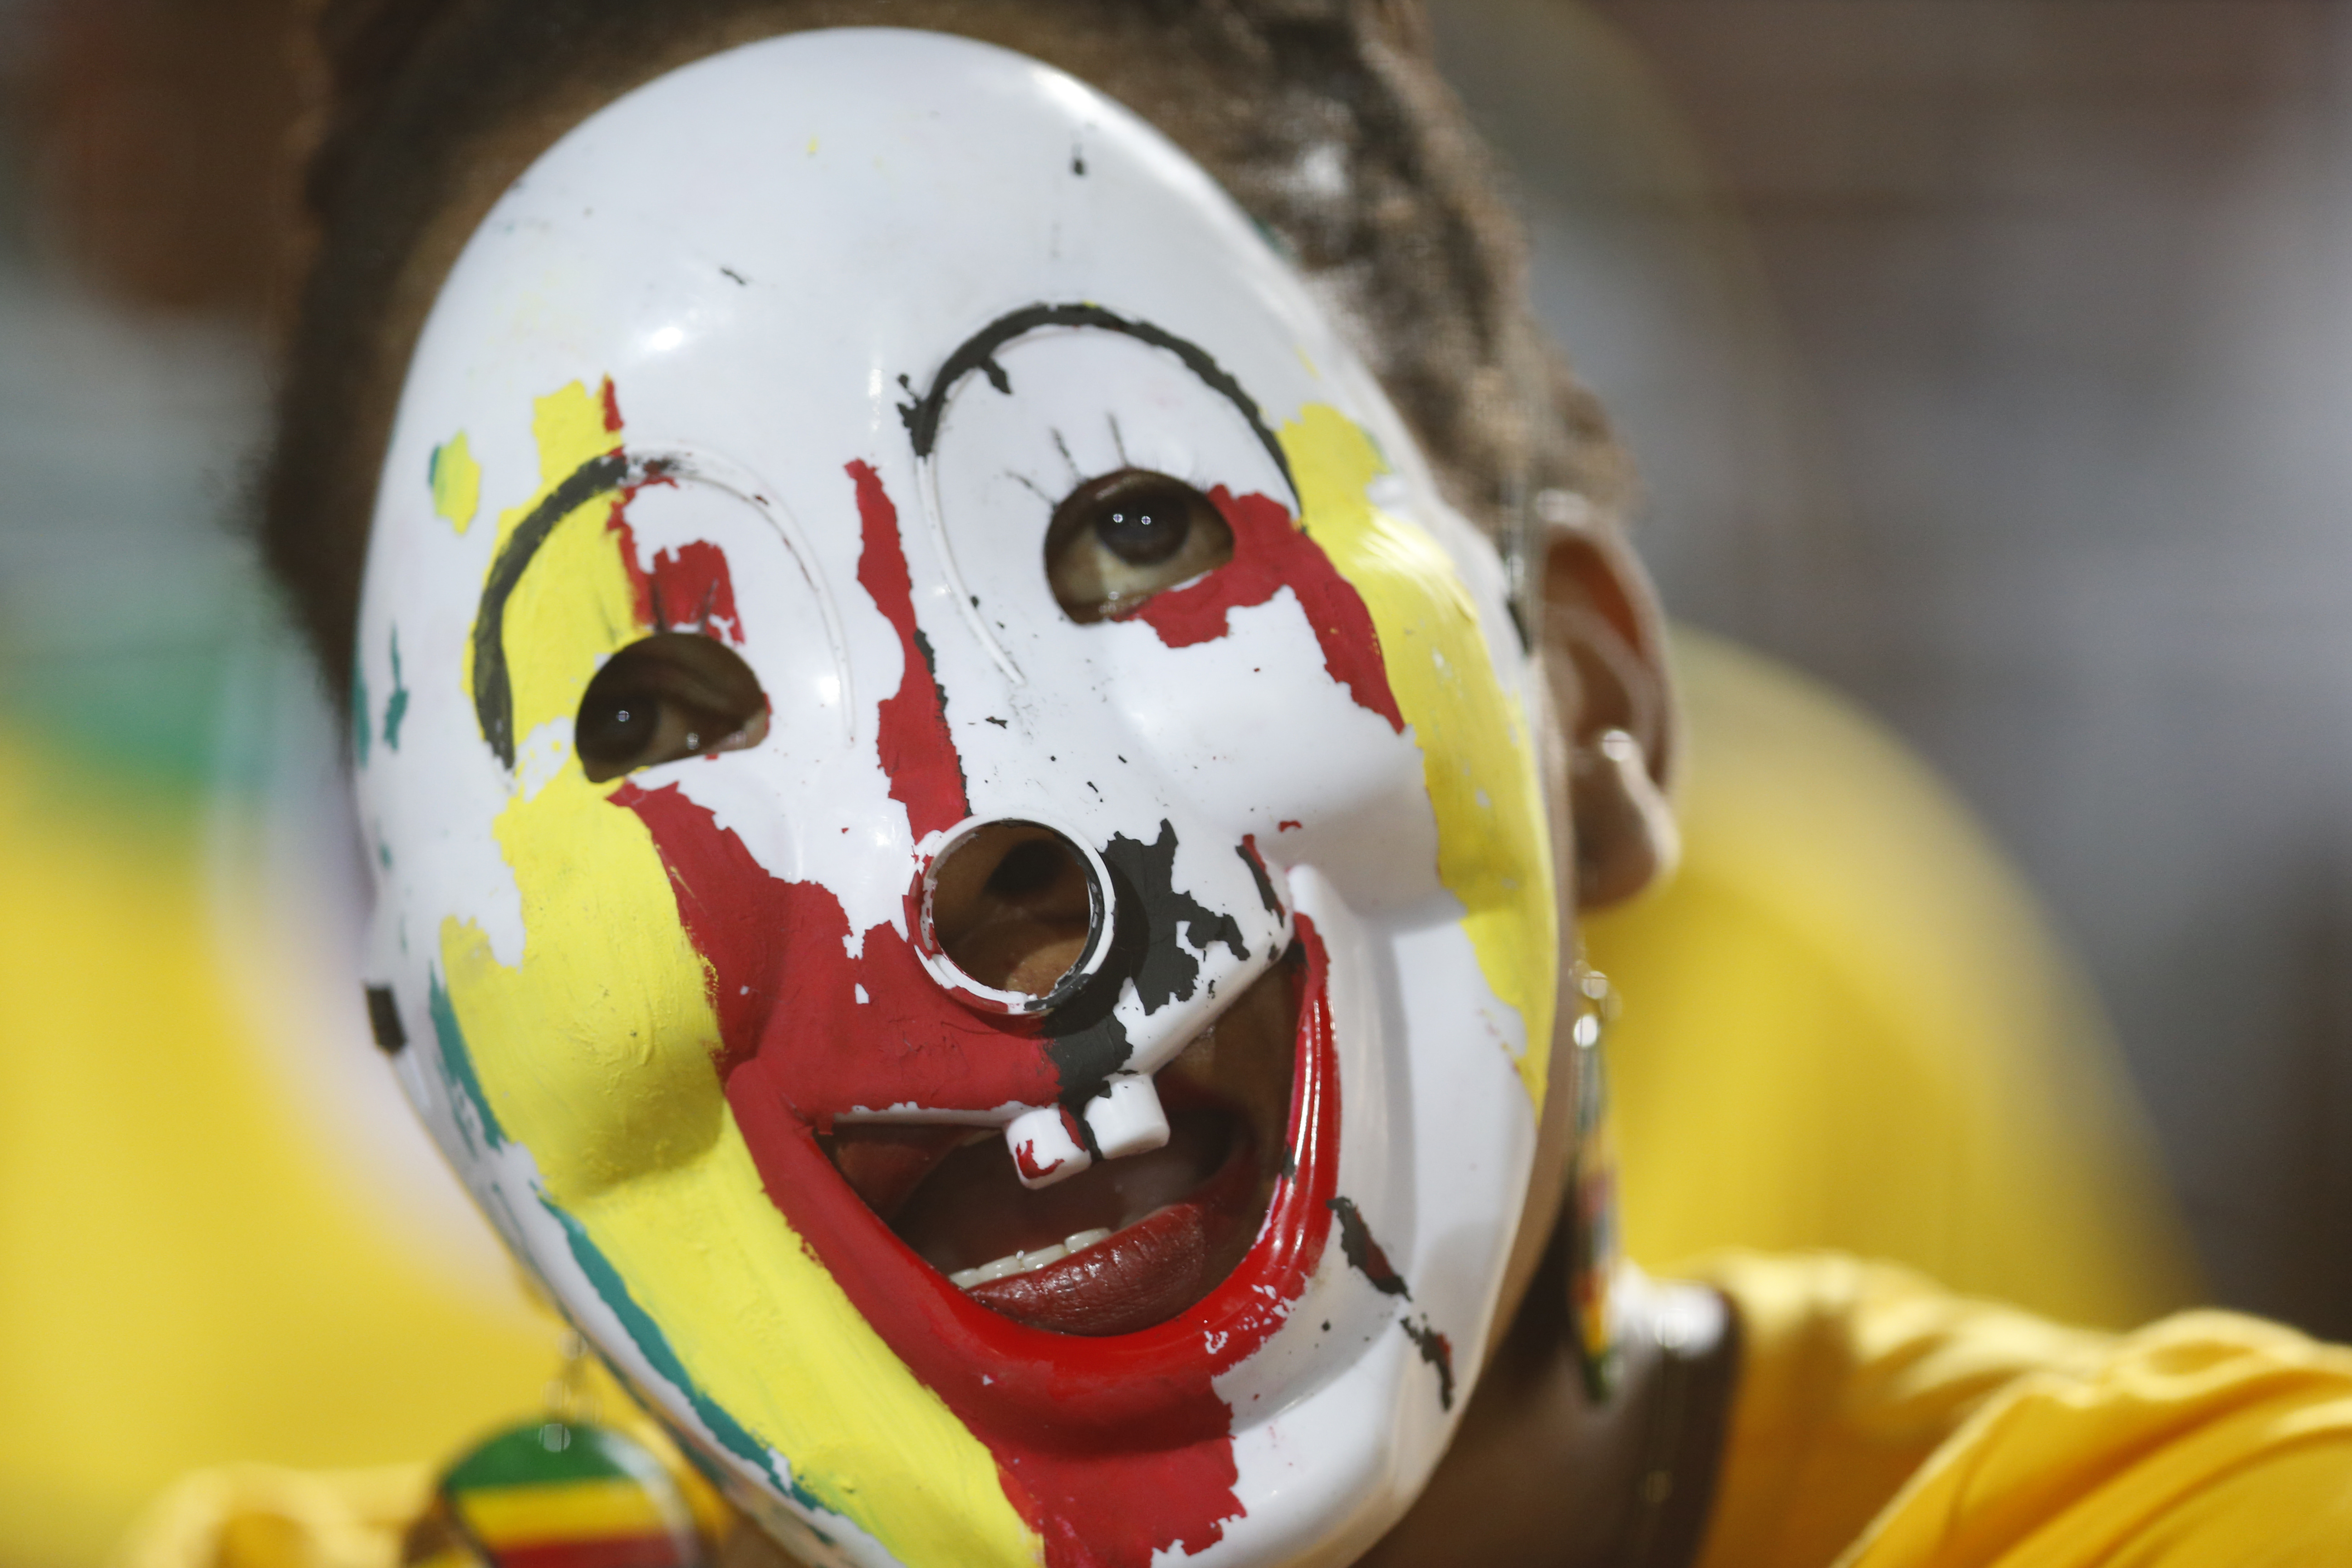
[121,1253,2352,1568]
[1695,1253,2352,1568]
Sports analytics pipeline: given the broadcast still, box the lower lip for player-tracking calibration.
[961,1132,1262,1336]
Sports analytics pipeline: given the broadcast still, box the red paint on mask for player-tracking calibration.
[600,463,1346,1564]
[609,530,743,646]
[1011,1110,1088,1184]
[588,376,735,651]
[612,780,1057,1114]
[646,541,742,642]
[616,755,1343,1562]
[603,458,703,641]
[1121,487,1404,734]
[852,460,970,840]
[723,917,1342,1568]
[598,463,1033,1117]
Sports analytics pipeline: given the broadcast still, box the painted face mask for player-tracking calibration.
[354,27,1558,1568]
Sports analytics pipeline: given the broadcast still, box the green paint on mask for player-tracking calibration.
[539,1196,825,1517]
[383,631,411,751]
[428,968,506,1153]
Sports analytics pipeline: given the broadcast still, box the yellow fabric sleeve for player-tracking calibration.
[1690,1252,2112,1568]
[1847,1313,2352,1567]
[1694,1252,2352,1568]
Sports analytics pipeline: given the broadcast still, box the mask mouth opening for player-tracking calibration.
[820,946,1303,1337]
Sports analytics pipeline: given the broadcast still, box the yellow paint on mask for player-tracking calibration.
[432,431,482,533]
[570,1118,1044,1568]
[451,383,633,734]
[447,382,702,1193]
[439,382,1038,1567]
[1282,404,1559,1107]
[439,778,724,1196]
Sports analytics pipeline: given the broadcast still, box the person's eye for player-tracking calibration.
[575,632,769,783]
[1043,468,1235,623]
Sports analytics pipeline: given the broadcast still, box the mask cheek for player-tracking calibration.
[1102,598,1441,909]
[440,768,729,1202]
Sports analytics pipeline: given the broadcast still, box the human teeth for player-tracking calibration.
[960,1256,1019,1287]
[1083,1072,1170,1160]
[1006,1105,1092,1190]
[948,1230,1113,1290]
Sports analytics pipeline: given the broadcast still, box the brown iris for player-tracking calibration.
[575,632,768,783]
[1044,469,1234,622]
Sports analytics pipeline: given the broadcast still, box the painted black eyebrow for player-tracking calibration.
[470,448,651,768]
[896,302,1296,501]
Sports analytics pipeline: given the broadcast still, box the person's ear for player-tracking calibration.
[1536,498,1680,909]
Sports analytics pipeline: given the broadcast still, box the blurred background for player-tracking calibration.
[0,0,2345,1560]
[1429,0,2352,1338]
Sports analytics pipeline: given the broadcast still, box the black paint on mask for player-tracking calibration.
[364,985,407,1055]
[470,450,634,766]
[1041,818,1249,1107]
[1329,1194,1411,1298]
[898,303,1297,509]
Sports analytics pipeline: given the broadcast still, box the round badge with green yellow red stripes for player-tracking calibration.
[407,1421,709,1568]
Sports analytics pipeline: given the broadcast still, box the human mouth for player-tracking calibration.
[821,950,1300,1336]
[899,1102,1265,1335]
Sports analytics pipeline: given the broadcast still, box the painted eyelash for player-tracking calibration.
[1000,404,1244,510]
[1009,459,1230,511]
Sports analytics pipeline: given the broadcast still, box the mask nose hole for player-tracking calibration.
[913,818,1113,1014]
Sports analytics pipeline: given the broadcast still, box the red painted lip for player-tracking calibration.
[963,1139,1259,1335]
[599,453,1390,1558]
[725,918,1342,1446]
[828,953,1302,1337]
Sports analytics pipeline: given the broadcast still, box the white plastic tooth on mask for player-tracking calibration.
[1083,1072,1171,1160]
[948,1227,1116,1290]
[1006,1104,1093,1190]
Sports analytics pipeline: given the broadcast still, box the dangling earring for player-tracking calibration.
[402,1331,713,1568]
[1567,959,1625,1401]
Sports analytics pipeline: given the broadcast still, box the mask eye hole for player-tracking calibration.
[1044,468,1235,623]
[576,632,769,784]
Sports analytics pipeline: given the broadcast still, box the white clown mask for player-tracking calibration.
[353,28,1559,1568]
